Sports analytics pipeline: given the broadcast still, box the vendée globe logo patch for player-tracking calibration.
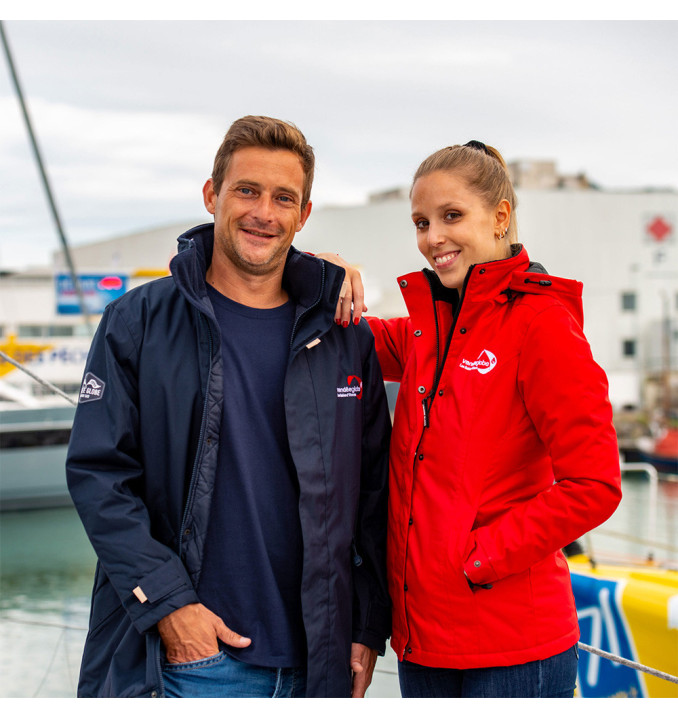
[460,350,497,375]
[337,375,363,399]
[79,372,106,403]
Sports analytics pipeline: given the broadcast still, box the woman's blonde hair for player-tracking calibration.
[412,141,518,241]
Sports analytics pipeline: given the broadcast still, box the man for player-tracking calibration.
[66,116,391,698]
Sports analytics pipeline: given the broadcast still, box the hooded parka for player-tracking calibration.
[66,224,391,697]
[366,245,621,670]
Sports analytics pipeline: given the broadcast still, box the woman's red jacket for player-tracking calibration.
[367,246,622,669]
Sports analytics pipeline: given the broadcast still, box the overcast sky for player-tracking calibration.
[1,11,677,270]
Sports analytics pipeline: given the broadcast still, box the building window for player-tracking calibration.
[18,325,45,338]
[622,339,636,358]
[621,292,636,311]
[47,326,75,337]
[17,325,75,338]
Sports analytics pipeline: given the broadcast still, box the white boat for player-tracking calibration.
[0,401,76,511]
[0,335,84,511]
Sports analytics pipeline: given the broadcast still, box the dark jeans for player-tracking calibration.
[398,645,578,698]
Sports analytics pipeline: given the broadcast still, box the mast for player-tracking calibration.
[0,20,92,332]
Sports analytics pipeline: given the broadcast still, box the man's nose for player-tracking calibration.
[252,194,277,222]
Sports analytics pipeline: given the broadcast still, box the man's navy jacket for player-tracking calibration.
[66,224,392,697]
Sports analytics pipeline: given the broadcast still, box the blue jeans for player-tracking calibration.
[162,650,307,697]
[398,645,578,698]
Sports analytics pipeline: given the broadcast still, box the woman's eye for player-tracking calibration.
[414,219,428,230]
[444,211,460,220]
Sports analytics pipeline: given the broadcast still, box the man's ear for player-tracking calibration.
[202,178,217,215]
[297,200,312,232]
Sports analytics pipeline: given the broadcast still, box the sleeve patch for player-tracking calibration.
[79,372,106,403]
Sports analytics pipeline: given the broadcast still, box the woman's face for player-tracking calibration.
[411,170,510,291]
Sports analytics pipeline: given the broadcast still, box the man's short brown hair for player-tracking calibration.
[211,116,315,209]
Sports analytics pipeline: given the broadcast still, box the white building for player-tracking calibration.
[1,173,676,415]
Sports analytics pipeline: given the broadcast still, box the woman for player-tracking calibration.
[323,141,622,698]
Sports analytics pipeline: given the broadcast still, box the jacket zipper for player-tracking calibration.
[420,268,472,428]
[154,633,165,697]
[420,273,440,428]
[403,267,473,660]
[289,262,326,353]
[178,312,214,558]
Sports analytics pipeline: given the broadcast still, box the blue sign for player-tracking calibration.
[572,572,645,697]
[56,274,128,314]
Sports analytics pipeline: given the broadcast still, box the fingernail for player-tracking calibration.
[353,318,360,325]
[342,321,348,328]
[335,319,341,325]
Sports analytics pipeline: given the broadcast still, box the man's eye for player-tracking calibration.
[238,187,254,195]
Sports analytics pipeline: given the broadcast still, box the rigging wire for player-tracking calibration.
[0,20,92,334]
[0,348,77,406]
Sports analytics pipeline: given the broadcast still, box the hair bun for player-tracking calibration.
[464,140,491,155]
[464,140,507,170]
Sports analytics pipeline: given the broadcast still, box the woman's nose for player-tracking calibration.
[428,223,446,246]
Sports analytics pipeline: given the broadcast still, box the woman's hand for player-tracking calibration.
[315,253,367,326]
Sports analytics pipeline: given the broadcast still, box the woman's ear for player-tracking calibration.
[494,199,511,235]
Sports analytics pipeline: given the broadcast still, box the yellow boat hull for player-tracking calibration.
[569,557,678,697]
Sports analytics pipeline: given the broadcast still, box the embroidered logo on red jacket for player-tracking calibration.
[337,375,363,399]
[460,349,497,375]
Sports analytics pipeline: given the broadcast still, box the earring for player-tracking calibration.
[496,228,507,240]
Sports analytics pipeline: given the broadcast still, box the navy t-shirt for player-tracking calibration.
[197,285,305,668]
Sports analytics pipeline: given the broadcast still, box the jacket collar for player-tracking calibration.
[398,244,584,326]
[169,223,346,343]
[398,244,530,311]
[458,244,532,302]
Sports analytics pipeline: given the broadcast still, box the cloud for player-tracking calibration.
[1,19,676,271]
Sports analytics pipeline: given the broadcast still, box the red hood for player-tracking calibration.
[509,269,585,329]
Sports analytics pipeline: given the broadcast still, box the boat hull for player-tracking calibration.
[569,558,678,697]
[0,405,74,511]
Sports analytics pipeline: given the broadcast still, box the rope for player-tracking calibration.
[2,617,677,689]
[33,626,65,697]
[0,615,87,631]
[0,349,77,406]
[578,642,678,685]
[2,349,677,691]
[593,528,678,554]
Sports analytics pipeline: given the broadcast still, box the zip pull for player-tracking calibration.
[422,398,430,428]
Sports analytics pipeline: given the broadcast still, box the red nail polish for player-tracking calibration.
[353,318,360,325]
[335,319,341,325]
[342,321,348,328]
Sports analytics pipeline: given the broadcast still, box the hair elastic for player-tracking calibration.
[464,140,492,156]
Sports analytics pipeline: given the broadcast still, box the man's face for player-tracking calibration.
[203,146,312,278]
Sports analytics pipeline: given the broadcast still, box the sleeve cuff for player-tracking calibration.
[123,556,199,633]
[463,537,497,586]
